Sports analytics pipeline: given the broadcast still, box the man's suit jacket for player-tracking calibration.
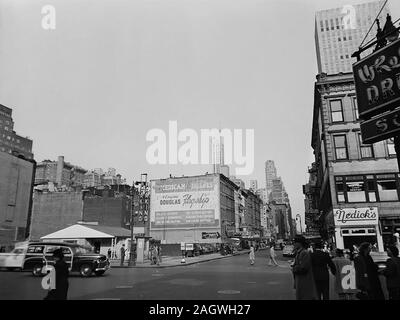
[311,250,336,282]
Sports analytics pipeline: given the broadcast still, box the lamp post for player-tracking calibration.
[296,214,303,235]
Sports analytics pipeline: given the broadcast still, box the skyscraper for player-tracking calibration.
[249,180,258,191]
[314,0,390,74]
[212,129,224,174]
[265,160,277,197]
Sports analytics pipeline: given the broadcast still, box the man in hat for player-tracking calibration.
[292,235,317,300]
[44,248,69,300]
[310,241,336,300]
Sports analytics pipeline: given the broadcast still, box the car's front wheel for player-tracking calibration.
[32,264,43,277]
[79,264,93,277]
[95,271,105,276]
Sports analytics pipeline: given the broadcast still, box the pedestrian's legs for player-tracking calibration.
[120,256,124,266]
[268,257,272,266]
[314,281,323,300]
[321,281,330,300]
[272,256,279,266]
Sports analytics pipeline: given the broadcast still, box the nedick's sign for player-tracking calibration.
[334,207,378,226]
[353,38,400,120]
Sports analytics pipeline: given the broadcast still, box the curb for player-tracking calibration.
[110,250,251,269]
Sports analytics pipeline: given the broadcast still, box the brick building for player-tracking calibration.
[0,104,33,160]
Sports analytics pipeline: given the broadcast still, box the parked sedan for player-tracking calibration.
[282,244,295,257]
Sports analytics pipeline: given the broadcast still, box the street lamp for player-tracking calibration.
[296,214,303,235]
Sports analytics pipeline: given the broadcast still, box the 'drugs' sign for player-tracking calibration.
[333,207,378,226]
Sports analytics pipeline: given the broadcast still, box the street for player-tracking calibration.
[0,251,295,300]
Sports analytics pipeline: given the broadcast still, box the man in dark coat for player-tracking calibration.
[381,245,400,300]
[292,235,317,300]
[120,244,126,266]
[311,241,336,300]
[354,242,384,300]
[44,249,69,300]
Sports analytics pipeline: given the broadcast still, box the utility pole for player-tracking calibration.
[128,181,136,266]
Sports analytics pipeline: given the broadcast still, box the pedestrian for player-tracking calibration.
[332,248,355,300]
[120,244,126,266]
[268,243,279,266]
[380,245,400,300]
[157,245,162,265]
[311,241,336,300]
[44,249,69,300]
[292,235,317,300]
[107,248,111,260]
[249,245,255,265]
[354,242,384,300]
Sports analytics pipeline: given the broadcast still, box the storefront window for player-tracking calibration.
[346,180,366,202]
[377,179,398,201]
[336,181,345,203]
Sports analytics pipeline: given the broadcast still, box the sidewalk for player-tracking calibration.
[110,250,251,268]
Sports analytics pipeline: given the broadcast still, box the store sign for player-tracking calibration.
[360,108,400,144]
[333,207,378,226]
[202,232,221,239]
[353,38,400,120]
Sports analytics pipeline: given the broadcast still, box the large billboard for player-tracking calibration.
[150,175,220,230]
[353,38,400,121]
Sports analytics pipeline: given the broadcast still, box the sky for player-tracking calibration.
[1,0,400,228]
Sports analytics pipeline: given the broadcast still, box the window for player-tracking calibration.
[346,54,349,59]
[387,138,396,156]
[338,37,341,41]
[367,177,377,202]
[330,100,344,122]
[343,36,347,41]
[359,133,374,159]
[335,177,345,203]
[27,246,45,254]
[353,97,359,120]
[334,135,348,160]
[377,176,398,201]
[346,176,366,202]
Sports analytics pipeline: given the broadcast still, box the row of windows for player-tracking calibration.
[338,36,353,42]
[335,174,400,203]
[319,14,375,32]
[333,134,395,161]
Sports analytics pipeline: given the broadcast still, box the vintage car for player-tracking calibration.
[22,242,110,277]
[0,245,28,270]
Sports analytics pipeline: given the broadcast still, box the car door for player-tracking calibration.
[7,247,26,268]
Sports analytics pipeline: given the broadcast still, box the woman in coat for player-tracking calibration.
[249,245,255,265]
[44,248,69,300]
[292,235,317,300]
[354,242,384,300]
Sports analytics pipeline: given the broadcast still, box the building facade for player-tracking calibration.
[0,104,33,159]
[308,72,400,252]
[265,160,277,197]
[0,151,36,249]
[315,0,390,74]
[35,156,87,190]
[149,174,239,244]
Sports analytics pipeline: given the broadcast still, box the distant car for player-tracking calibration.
[274,243,282,251]
[282,244,295,257]
[22,242,110,277]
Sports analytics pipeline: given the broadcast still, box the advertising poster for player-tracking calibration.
[150,176,220,230]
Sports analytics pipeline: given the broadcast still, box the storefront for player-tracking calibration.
[333,207,384,252]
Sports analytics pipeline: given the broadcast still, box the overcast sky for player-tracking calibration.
[1,0,400,225]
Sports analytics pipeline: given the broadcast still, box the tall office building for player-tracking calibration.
[315,0,390,74]
[265,160,277,197]
[249,180,258,191]
[212,130,224,174]
[0,104,33,159]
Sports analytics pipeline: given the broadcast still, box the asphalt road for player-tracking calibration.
[0,251,295,300]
